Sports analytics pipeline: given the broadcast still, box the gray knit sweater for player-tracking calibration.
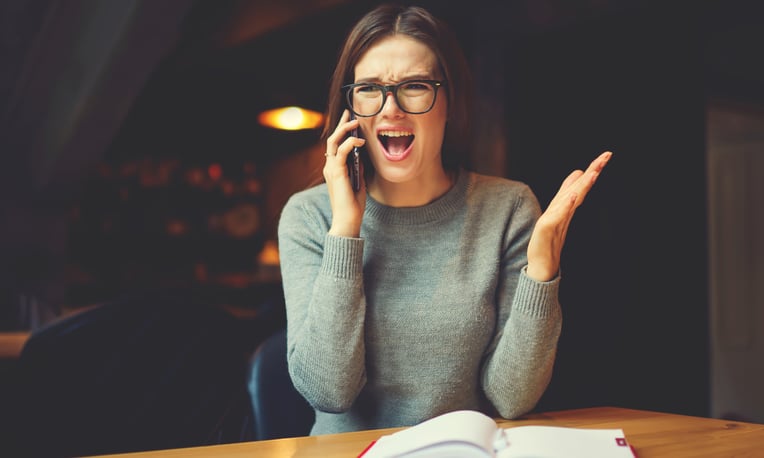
[277,169,562,435]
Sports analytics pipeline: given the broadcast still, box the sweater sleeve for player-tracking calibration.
[480,185,563,419]
[277,192,367,412]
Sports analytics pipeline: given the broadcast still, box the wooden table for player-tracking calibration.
[90,406,764,457]
[0,332,29,359]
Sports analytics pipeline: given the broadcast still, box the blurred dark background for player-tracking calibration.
[1,0,763,452]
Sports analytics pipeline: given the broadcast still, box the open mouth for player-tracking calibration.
[379,131,414,159]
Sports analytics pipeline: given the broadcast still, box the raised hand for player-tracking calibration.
[526,151,612,282]
[324,110,367,237]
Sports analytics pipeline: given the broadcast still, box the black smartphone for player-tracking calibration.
[347,115,362,192]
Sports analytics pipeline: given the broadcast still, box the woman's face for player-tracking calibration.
[352,35,448,188]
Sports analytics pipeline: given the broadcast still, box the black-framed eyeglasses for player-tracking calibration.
[342,80,444,117]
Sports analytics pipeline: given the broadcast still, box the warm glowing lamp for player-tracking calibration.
[257,106,324,130]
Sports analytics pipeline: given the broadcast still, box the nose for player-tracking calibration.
[379,91,404,117]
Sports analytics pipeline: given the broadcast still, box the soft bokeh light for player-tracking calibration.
[208,163,223,181]
[257,106,324,130]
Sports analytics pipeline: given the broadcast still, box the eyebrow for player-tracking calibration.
[354,74,435,84]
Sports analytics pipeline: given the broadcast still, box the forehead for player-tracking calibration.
[354,35,439,82]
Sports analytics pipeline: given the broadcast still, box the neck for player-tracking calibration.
[368,168,454,207]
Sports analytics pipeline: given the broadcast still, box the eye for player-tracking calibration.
[399,81,433,95]
[355,84,381,95]
[401,81,429,90]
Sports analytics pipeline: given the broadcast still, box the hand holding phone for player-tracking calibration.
[347,116,362,192]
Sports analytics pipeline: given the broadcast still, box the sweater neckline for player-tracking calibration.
[364,169,470,225]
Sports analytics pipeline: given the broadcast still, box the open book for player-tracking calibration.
[358,410,636,458]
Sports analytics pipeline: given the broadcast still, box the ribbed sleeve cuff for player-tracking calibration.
[321,234,365,279]
[513,266,561,318]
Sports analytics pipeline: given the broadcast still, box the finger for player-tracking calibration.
[571,151,612,204]
[543,189,578,228]
[555,151,610,192]
[558,170,584,194]
[326,110,358,151]
[578,151,612,188]
[333,137,366,168]
[555,151,612,208]
[544,170,582,214]
[590,150,613,173]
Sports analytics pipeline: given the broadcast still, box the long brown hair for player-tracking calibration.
[321,4,473,171]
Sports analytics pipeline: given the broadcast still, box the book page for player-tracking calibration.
[496,426,635,458]
[361,410,499,458]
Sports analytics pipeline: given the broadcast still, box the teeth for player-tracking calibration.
[379,131,413,137]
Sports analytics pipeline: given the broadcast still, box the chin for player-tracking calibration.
[375,169,412,184]
[374,164,424,185]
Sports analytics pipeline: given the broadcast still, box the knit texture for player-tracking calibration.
[277,169,562,435]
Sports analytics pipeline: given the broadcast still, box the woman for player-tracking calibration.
[277,4,611,435]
